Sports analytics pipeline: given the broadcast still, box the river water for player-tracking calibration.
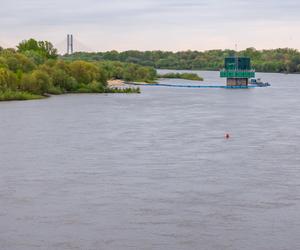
[1,71,300,250]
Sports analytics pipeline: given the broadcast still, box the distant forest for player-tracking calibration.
[64,48,300,73]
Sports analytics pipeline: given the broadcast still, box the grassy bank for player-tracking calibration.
[0,87,141,102]
[158,73,203,81]
[0,90,43,101]
[73,85,141,94]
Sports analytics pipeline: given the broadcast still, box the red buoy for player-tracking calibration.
[225,133,230,139]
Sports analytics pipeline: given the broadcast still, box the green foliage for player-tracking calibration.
[108,87,141,94]
[0,90,42,101]
[75,81,105,93]
[158,73,203,81]
[6,53,36,72]
[97,61,156,83]
[0,68,18,91]
[69,61,105,85]
[65,48,300,73]
[23,50,46,65]
[17,39,58,59]
[0,39,155,101]
[51,69,77,91]
[20,70,51,95]
[0,49,36,73]
[47,86,63,95]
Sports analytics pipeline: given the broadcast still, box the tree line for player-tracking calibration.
[158,72,203,81]
[0,39,157,101]
[64,48,300,73]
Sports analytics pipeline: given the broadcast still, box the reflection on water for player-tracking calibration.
[0,71,300,250]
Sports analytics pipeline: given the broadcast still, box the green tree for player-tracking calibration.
[17,39,58,59]
[51,69,78,91]
[20,70,51,94]
[69,61,102,84]
[0,68,18,91]
[5,53,36,73]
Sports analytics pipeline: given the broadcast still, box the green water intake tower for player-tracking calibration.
[220,57,255,86]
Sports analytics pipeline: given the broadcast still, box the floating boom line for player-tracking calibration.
[125,82,257,89]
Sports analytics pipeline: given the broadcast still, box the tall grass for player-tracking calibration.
[73,84,140,94]
[0,90,43,101]
[0,87,140,102]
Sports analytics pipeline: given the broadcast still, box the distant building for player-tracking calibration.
[220,57,255,86]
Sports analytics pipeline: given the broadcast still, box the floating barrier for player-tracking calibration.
[126,82,257,89]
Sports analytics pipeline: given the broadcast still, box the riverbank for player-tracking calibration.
[0,84,141,102]
[107,79,127,88]
[158,72,203,81]
[0,39,155,102]
[0,90,44,102]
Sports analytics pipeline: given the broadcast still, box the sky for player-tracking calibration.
[1,0,300,53]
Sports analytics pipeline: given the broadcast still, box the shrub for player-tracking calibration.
[0,68,18,91]
[20,70,51,95]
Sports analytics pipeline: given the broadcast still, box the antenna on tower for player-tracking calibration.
[67,34,74,55]
[235,43,238,71]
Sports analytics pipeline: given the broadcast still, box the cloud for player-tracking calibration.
[1,0,300,51]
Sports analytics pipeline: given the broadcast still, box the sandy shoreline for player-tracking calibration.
[107,79,126,88]
[107,79,153,88]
